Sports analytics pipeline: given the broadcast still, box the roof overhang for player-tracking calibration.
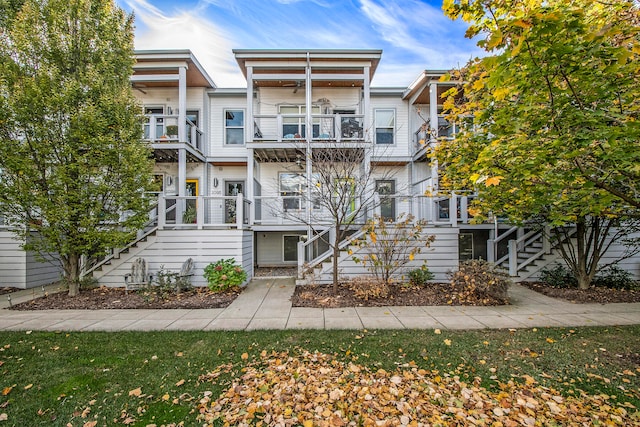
[233,49,382,88]
[132,50,216,89]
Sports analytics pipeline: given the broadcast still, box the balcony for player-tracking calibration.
[252,113,365,143]
[144,115,204,162]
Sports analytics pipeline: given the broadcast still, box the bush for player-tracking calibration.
[408,267,434,286]
[539,264,578,288]
[449,259,510,304]
[593,266,637,290]
[203,258,247,292]
[347,276,389,301]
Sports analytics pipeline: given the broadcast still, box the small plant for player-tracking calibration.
[593,266,636,290]
[408,267,434,286]
[182,206,197,224]
[449,259,510,305]
[204,258,247,292]
[166,125,178,137]
[539,264,578,288]
[347,276,389,301]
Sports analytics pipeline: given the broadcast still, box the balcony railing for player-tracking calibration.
[157,195,250,229]
[252,113,364,143]
[144,115,203,152]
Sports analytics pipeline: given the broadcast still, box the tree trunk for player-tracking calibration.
[332,243,340,294]
[63,254,82,297]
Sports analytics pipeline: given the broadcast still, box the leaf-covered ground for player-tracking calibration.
[0,328,638,426]
[199,348,639,426]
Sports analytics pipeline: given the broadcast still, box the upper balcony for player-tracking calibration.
[252,113,365,144]
[144,114,204,162]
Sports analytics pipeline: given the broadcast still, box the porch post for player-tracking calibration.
[236,193,244,229]
[178,66,187,142]
[246,66,254,143]
[247,148,255,225]
[450,191,457,227]
[158,196,166,229]
[363,65,371,142]
[429,81,439,189]
[305,52,313,242]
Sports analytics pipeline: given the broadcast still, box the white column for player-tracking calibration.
[247,148,254,225]
[246,66,253,143]
[305,52,313,240]
[178,66,187,142]
[429,81,439,189]
[363,65,371,142]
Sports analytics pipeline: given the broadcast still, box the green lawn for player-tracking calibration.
[0,326,638,426]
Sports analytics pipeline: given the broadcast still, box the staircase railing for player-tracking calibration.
[507,226,550,276]
[297,227,366,279]
[80,204,160,279]
[487,226,519,265]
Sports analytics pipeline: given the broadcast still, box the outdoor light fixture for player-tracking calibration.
[7,295,11,307]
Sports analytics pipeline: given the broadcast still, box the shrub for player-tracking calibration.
[408,267,434,286]
[539,264,578,288]
[448,259,510,304]
[347,276,389,301]
[204,258,247,292]
[593,266,636,290]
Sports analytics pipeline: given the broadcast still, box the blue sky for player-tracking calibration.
[117,0,483,88]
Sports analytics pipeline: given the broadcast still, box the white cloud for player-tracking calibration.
[125,0,246,86]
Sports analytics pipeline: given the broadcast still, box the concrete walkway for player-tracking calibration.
[0,278,639,331]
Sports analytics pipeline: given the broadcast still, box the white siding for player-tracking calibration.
[370,95,410,157]
[311,227,459,283]
[0,231,63,289]
[208,95,249,158]
[134,87,206,114]
[93,229,254,287]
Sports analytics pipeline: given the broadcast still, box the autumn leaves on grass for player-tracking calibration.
[198,348,637,426]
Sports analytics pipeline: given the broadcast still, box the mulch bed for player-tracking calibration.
[10,286,240,310]
[521,282,640,304]
[291,283,507,308]
[0,287,17,296]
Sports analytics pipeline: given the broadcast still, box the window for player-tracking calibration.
[279,172,320,210]
[375,109,395,144]
[225,110,244,145]
[144,106,164,139]
[283,235,303,262]
[279,105,320,138]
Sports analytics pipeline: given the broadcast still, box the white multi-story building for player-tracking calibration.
[2,49,637,288]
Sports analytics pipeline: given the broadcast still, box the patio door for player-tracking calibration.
[376,180,396,221]
[225,181,244,224]
[185,179,198,224]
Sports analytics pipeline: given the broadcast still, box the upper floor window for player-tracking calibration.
[280,105,320,138]
[225,110,244,145]
[375,109,395,144]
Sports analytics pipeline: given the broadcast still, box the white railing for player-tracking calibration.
[253,113,365,142]
[157,194,251,229]
[144,115,203,151]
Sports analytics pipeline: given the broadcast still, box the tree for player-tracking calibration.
[289,144,396,293]
[437,0,640,288]
[0,0,155,296]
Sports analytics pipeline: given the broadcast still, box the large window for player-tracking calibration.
[375,109,395,144]
[225,110,244,145]
[280,105,320,138]
[144,106,164,139]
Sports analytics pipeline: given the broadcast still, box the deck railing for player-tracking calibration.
[252,113,365,142]
[144,115,203,151]
[157,194,251,229]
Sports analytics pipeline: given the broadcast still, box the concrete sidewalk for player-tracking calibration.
[0,278,639,331]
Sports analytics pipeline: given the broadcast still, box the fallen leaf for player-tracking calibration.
[444,339,452,346]
[241,353,248,360]
[128,387,142,397]
[1,386,13,396]
[434,329,442,334]
[23,384,33,390]
[82,422,97,427]
[175,379,185,387]
[0,413,7,421]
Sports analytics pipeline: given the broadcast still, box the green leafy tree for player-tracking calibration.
[437,0,640,288]
[0,0,155,296]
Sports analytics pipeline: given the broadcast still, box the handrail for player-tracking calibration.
[80,203,160,278]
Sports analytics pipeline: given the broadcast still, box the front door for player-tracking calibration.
[225,181,244,224]
[376,180,396,221]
